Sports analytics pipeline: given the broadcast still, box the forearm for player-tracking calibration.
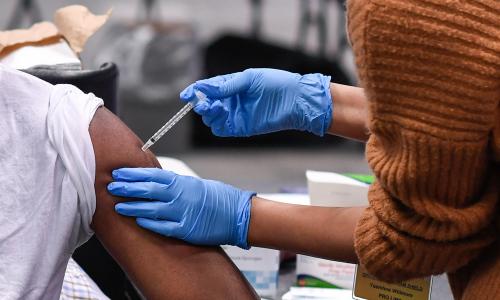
[247,197,365,264]
[328,83,369,142]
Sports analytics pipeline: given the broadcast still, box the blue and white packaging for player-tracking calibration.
[222,246,280,299]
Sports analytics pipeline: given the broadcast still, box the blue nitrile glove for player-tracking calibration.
[107,168,255,249]
[180,68,332,137]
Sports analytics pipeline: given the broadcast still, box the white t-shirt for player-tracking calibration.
[0,64,103,299]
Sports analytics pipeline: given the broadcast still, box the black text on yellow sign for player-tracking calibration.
[353,265,432,300]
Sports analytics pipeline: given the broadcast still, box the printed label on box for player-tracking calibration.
[222,246,280,298]
[296,255,355,289]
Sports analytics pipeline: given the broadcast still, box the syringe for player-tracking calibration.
[141,90,207,151]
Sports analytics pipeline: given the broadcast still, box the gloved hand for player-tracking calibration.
[181,68,332,137]
[107,168,255,249]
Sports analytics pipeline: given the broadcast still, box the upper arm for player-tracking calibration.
[89,107,257,299]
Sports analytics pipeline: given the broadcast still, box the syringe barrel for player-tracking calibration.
[141,90,208,151]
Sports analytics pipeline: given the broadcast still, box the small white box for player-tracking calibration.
[295,171,371,290]
[282,286,353,300]
[296,254,356,289]
[222,246,280,299]
[306,170,369,207]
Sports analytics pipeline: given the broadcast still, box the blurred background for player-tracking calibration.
[2,1,371,298]
[0,0,369,192]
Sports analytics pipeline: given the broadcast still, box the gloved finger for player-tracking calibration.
[114,201,180,221]
[107,181,175,201]
[112,168,176,185]
[195,74,235,89]
[191,74,234,100]
[218,70,253,98]
[136,218,182,238]
[193,101,211,115]
[210,109,231,137]
[201,101,226,128]
[179,83,197,103]
[182,83,216,112]
[195,72,250,99]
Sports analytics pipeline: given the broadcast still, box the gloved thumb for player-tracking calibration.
[193,101,210,115]
[179,83,197,103]
[195,71,251,99]
[136,218,182,238]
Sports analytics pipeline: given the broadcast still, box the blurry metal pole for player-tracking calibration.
[142,0,157,21]
[336,0,350,52]
[297,0,330,58]
[249,0,332,58]
[250,0,263,38]
[7,0,42,29]
[317,0,328,58]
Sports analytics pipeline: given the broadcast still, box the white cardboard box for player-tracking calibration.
[222,246,280,299]
[306,170,369,207]
[282,287,353,300]
[295,171,370,291]
[296,255,356,290]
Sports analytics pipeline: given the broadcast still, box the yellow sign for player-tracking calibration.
[353,265,432,300]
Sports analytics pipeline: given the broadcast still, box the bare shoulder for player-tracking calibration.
[89,106,159,176]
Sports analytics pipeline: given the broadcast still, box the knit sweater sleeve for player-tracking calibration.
[347,0,500,282]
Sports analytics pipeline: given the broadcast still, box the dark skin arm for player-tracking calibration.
[89,107,258,300]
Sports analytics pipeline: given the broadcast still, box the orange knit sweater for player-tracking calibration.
[346,1,499,299]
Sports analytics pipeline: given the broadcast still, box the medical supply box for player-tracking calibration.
[222,246,280,299]
[296,171,372,290]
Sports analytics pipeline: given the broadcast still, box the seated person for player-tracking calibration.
[0,64,258,299]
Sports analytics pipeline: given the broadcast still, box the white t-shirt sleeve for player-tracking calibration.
[47,84,103,247]
[0,64,103,299]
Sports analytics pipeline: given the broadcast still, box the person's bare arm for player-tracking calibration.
[327,83,369,142]
[89,107,258,300]
[248,197,364,264]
